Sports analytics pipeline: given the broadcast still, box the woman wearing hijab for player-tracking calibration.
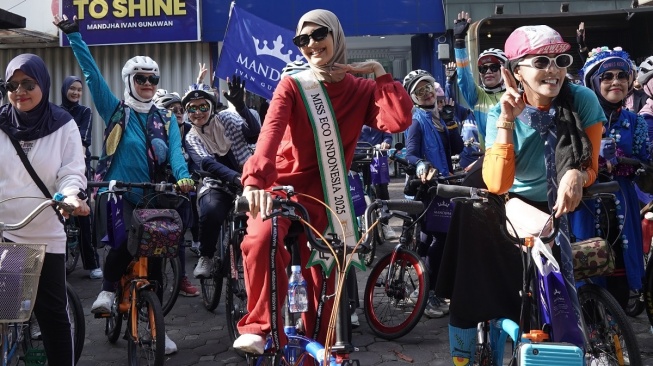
[0,54,90,365]
[54,14,193,355]
[181,83,255,280]
[233,9,413,354]
[60,75,104,280]
[569,47,650,308]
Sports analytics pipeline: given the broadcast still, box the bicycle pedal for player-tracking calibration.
[94,312,110,319]
[341,359,360,366]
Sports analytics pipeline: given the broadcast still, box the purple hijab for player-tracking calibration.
[0,54,71,141]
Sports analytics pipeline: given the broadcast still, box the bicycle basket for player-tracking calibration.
[0,243,47,323]
[127,209,182,258]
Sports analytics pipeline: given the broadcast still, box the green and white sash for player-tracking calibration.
[293,70,365,276]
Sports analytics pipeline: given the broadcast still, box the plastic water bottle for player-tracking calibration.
[288,265,308,313]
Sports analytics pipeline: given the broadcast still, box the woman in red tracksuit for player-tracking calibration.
[232,9,413,354]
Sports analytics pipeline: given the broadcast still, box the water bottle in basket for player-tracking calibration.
[288,265,308,313]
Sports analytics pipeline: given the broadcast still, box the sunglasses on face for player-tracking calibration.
[414,84,434,98]
[600,71,629,82]
[479,64,501,74]
[518,54,573,70]
[292,26,330,48]
[187,104,210,114]
[133,74,160,85]
[169,106,185,114]
[5,79,38,92]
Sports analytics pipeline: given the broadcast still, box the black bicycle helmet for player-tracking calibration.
[181,83,217,109]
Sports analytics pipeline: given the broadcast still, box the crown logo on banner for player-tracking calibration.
[253,35,303,64]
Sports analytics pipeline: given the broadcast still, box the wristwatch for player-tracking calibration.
[496,120,515,130]
[77,188,88,201]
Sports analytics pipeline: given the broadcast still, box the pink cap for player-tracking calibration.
[504,25,571,60]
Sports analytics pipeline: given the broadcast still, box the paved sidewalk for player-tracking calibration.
[68,177,653,365]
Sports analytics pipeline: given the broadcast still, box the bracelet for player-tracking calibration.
[496,119,515,130]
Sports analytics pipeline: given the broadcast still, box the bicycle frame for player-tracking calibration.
[237,191,361,365]
[0,323,24,366]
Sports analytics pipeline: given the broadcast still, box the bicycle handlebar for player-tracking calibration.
[436,182,620,244]
[0,198,73,232]
[234,194,367,254]
[360,199,424,249]
[88,180,176,192]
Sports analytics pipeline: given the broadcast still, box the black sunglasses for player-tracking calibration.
[170,106,185,114]
[292,26,330,48]
[187,104,210,114]
[479,64,501,74]
[600,71,629,82]
[518,54,574,70]
[5,79,38,92]
[133,74,160,86]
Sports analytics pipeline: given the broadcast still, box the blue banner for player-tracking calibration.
[216,3,305,100]
[59,0,200,46]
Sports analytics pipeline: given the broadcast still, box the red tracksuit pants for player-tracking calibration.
[237,211,335,346]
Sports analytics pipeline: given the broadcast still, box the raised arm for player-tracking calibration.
[54,16,120,124]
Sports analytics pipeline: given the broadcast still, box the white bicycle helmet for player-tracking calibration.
[281,60,310,78]
[153,89,182,109]
[121,56,159,83]
[477,48,508,66]
[403,70,435,95]
[637,56,653,85]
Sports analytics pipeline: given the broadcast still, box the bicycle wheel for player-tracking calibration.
[106,284,123,344]
[578,284,642,366]
[160,256,181,316]
[364,249,429,339]
[65,221,81,275]
[67,282,85,364]
[642,259,653,327]
[201,221,227,311]
[21,282,85,364]
[624,290,644,317]
[225,235,248,346]
[127,290,165,366]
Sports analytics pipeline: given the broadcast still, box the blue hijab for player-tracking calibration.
[60,75,86,123]
[0,54,70,141]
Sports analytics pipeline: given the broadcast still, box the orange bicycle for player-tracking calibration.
[89,180,181,366]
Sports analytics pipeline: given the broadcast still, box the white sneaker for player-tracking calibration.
[382,225,397,239]
[233,333,266,355]
[193,256,212,278]
[164,333,178,355]
[351,312,360,328]
[407,289,419,304]
[423,303,445,318]
[89,268,103,279]
[91,291,114,314]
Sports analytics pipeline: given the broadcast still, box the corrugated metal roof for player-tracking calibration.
[1,41,210,156]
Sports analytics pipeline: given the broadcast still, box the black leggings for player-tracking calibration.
[417,231,447,291]
[102,242,164,301]
[198,188,233,258]
[98,195,163,301]
[34,253,75,366]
